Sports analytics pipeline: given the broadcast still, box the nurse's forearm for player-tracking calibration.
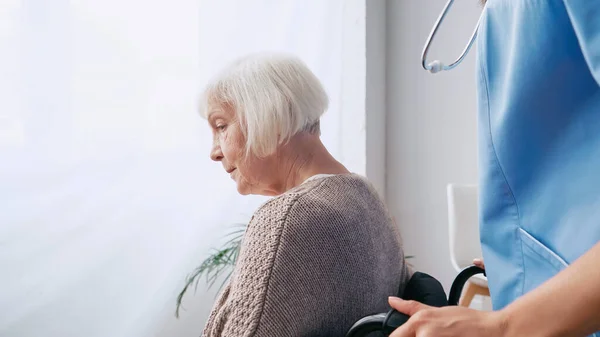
[501,242,600,337]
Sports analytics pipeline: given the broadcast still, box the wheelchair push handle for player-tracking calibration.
[345,311,410,337]
[345,265,486,337]
[448,265,486,305]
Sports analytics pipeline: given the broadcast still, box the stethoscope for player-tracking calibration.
[422,0,485,74]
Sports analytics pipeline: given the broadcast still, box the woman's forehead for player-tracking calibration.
[206,104,234,120]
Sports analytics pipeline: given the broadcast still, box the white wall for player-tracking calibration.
[340,0,388,199]
[385,0,480,292]
[365,0,388,199]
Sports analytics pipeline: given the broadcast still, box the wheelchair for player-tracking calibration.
[346,265,486,337]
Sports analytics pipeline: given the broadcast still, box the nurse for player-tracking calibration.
[388,1,600,336]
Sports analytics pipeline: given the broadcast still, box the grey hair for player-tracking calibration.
[200,52,329,157]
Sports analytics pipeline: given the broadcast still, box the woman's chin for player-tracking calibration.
[234,180,252,195]
[236,186,252,195]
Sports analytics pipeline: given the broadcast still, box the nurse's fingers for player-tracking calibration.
[388,296,430,316]
[388,297,433,337]
[473,258,485,269]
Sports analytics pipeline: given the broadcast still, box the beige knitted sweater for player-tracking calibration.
[202,174,410,337]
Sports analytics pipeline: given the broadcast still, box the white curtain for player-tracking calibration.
[0,0,343,336]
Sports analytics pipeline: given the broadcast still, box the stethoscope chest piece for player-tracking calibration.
[421,0,485,74]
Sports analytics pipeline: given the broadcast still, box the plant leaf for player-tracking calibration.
[175,224,246,318]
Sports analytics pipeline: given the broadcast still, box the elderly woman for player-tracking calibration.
[201,53,411,337]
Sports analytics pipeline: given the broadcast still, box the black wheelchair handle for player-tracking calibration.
[345,313,388,337]
[345,311,410,337]
[345,265,486,337]
[382,309,410,335]
[448,265,486,305]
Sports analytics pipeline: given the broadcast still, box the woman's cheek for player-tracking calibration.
[219,133,230,154]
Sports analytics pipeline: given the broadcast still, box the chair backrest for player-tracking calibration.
[446,184,482,271]
[401,271,448,307]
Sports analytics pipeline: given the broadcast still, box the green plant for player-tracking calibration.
[175,224,246,318]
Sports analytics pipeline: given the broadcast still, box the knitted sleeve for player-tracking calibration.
[201,192,302,337]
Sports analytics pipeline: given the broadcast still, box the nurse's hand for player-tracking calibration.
[473,258,485,269]
[388,297,507,337]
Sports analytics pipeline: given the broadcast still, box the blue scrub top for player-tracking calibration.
[476,0,600,324]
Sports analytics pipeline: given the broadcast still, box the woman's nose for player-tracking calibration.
[210,144,224,162]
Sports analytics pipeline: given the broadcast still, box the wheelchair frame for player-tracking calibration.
[346,265,486,337]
